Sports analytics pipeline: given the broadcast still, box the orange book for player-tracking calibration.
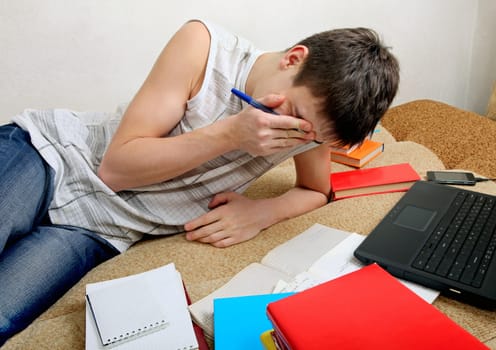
[329,143,359,155]
[330,132,373,155]
[331,139,383,168]
[266,264,488,350]
[330,162,420,200]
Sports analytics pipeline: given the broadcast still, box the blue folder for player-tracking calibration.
[213,293,294,350]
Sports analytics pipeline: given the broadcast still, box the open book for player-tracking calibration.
[189,224,439,338]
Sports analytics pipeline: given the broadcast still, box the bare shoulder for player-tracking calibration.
[181,20,211,37]
[169,20,210,60]
[112,20,213,140]
[173,20,211,47]
[157,20,211,98]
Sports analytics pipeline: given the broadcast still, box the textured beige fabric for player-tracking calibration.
[382,99,496,179]
[4,102,496,349]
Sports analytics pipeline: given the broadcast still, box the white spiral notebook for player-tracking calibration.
[85,263,198,350]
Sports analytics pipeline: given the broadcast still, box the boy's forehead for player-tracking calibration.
[288,96,331,142]
[292,93,326,123]
[288,86,322,113]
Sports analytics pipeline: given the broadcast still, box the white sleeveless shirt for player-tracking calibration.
[12,20,318,252]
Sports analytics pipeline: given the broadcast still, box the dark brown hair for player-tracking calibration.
[292,28,400,146]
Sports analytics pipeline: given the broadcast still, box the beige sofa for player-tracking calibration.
[4,100,496,349]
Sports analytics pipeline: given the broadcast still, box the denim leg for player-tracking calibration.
[0,224,119,345]
[0,124,120,344]
[0,124,54,251]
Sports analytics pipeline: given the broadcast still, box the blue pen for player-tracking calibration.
[231,88,279,115]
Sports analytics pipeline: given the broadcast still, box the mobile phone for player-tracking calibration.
[426,171,476,186]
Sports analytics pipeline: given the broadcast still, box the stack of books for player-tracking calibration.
[330,139,384,168]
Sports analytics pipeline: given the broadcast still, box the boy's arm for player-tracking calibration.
[185,144,330,247]
[98,21,314,192]
[98,21,236,192]
[264,142,330,221]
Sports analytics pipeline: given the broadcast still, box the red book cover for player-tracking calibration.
[330,139,384,168]
[182,282,210,350]
[330,162,420,200]
[266,264,488,350]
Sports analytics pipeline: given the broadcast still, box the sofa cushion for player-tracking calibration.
[381,99,496,179]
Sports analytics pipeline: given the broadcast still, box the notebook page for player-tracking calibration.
[261,224,351,277]
[87,274,169,346]
[85,263,198,350]
[274,234,440,303]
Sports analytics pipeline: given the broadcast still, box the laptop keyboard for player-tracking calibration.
[412,191,496,288]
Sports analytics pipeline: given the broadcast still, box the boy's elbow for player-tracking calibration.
[97,163,123,192]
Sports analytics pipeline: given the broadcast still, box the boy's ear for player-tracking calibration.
[280,45,309,70]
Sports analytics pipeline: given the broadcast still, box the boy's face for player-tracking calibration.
[273,84,328,144]
[250,48,330,144]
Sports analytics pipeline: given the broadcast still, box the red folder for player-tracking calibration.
[330,162,420,200]
[266,264,488,350]
[182,282,210,350]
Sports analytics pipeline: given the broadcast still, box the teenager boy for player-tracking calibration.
[0,20,399,344]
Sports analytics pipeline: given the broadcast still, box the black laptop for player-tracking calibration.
[354,180,496,308]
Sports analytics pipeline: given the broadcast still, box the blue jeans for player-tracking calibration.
[0,124,119,346]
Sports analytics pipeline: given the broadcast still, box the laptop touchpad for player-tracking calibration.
[393,205,436,232]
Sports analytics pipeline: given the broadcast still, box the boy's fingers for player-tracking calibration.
[256,94,285,109]
[268,114,312,133]
[281,128,315,139]
[251,93,313,133]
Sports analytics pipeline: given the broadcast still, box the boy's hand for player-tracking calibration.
[184,192,269,248]
[228,94,316,156]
